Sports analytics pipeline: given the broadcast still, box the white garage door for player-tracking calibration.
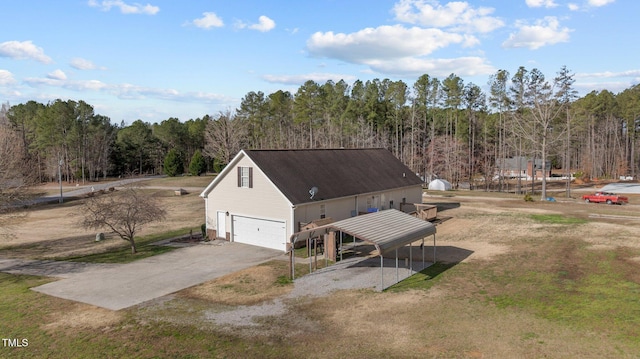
[232,215,286,251]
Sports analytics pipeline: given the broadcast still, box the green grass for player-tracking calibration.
[530,213,587,224]
[61,227,199,264]
[386,262,458,292]
[481,241,640,348]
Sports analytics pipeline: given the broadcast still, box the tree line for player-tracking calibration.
[2,66,640,198]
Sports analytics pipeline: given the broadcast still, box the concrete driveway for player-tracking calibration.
[28,242,283,310]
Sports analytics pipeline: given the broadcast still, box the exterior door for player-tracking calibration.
[217,211,226,239]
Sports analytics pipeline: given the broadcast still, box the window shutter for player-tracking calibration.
[237,167,241,187]
[248,167,253,188]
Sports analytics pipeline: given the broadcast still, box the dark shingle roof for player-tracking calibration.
[244,148,422,205]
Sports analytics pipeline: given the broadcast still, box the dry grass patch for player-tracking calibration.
[180,260,293,306]
[0,189,203,259]
[43,304,123,333]
[291,288,633,359]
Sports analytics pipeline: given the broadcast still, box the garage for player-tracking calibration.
[232,215,286,251]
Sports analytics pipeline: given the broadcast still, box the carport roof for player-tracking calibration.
[291,209,436,254]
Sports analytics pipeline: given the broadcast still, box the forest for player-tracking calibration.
[2,65,640,196]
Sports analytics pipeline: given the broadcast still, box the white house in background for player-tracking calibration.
[200,148,424,252]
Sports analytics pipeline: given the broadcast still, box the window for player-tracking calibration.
[320,204,326,219]
[237,166,253,188]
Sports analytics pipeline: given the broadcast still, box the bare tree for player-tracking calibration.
[0,124,38,209]
[203,110,247,165]
[80,186,167,254]
[511,68,567,200]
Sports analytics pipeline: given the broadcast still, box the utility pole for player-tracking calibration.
[58,159,64,203]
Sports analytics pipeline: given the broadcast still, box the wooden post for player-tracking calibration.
[326,232,336,262]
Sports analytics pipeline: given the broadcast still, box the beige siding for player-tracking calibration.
[294,185,422,230]
[205,155,293,241]
[205,151,423,248]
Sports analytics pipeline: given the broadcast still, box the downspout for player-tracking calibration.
[203,195,209,238]
[289,205,296,279]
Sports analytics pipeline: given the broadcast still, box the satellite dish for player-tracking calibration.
[309,186,318,199]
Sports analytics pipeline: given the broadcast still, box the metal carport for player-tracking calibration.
[289,209,437,290]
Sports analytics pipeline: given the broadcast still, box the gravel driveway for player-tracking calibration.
[206,254,433,327]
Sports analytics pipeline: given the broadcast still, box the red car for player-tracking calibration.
[582,192,629,205]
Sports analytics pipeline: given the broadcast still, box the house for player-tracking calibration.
[496,156,551,179]
[200,148,424,252]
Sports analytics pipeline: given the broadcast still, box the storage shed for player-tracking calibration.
[428,178,452,191]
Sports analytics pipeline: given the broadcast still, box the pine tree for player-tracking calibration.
[164,148,183,177]
[189,149,206,176]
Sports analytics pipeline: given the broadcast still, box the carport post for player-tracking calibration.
[433,234,436,263]
[395,248,399,283]
[380,255,384,291]
[340,232,343,262]
[290,236,296,280]
[308,238,312,274]
[410,242,413,274]
[421,238,425,269]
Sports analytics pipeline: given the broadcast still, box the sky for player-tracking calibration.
[1,0,637,124]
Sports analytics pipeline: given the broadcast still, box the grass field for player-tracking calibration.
[2,181,640,358]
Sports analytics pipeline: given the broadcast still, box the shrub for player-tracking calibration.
[524,193,533,202]
[200,223,207,240]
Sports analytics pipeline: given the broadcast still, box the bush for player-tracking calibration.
[200,223,207,240]
[524,193,533,202]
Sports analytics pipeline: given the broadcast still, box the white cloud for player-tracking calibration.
[0,70,16,86]
[0,40,53,64]
[24,74,230,104]
[192,12,224,29]
[249,16,276,32]
[88,0,159,15]
[574,81,632,95]
[47,69,67,81]
[307,25,469,63]
[526,0,558,8]
[70,57,105,70]
[392,0,504,33]
[305,20,495,78]
[262,72,357,85]
[576,69,640,79]
[588,0,615,6]
[568,0,615,11]
[502,17,572,50]
[26,76,112,94]
[366,56,495,77]
[235,16,276,32]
